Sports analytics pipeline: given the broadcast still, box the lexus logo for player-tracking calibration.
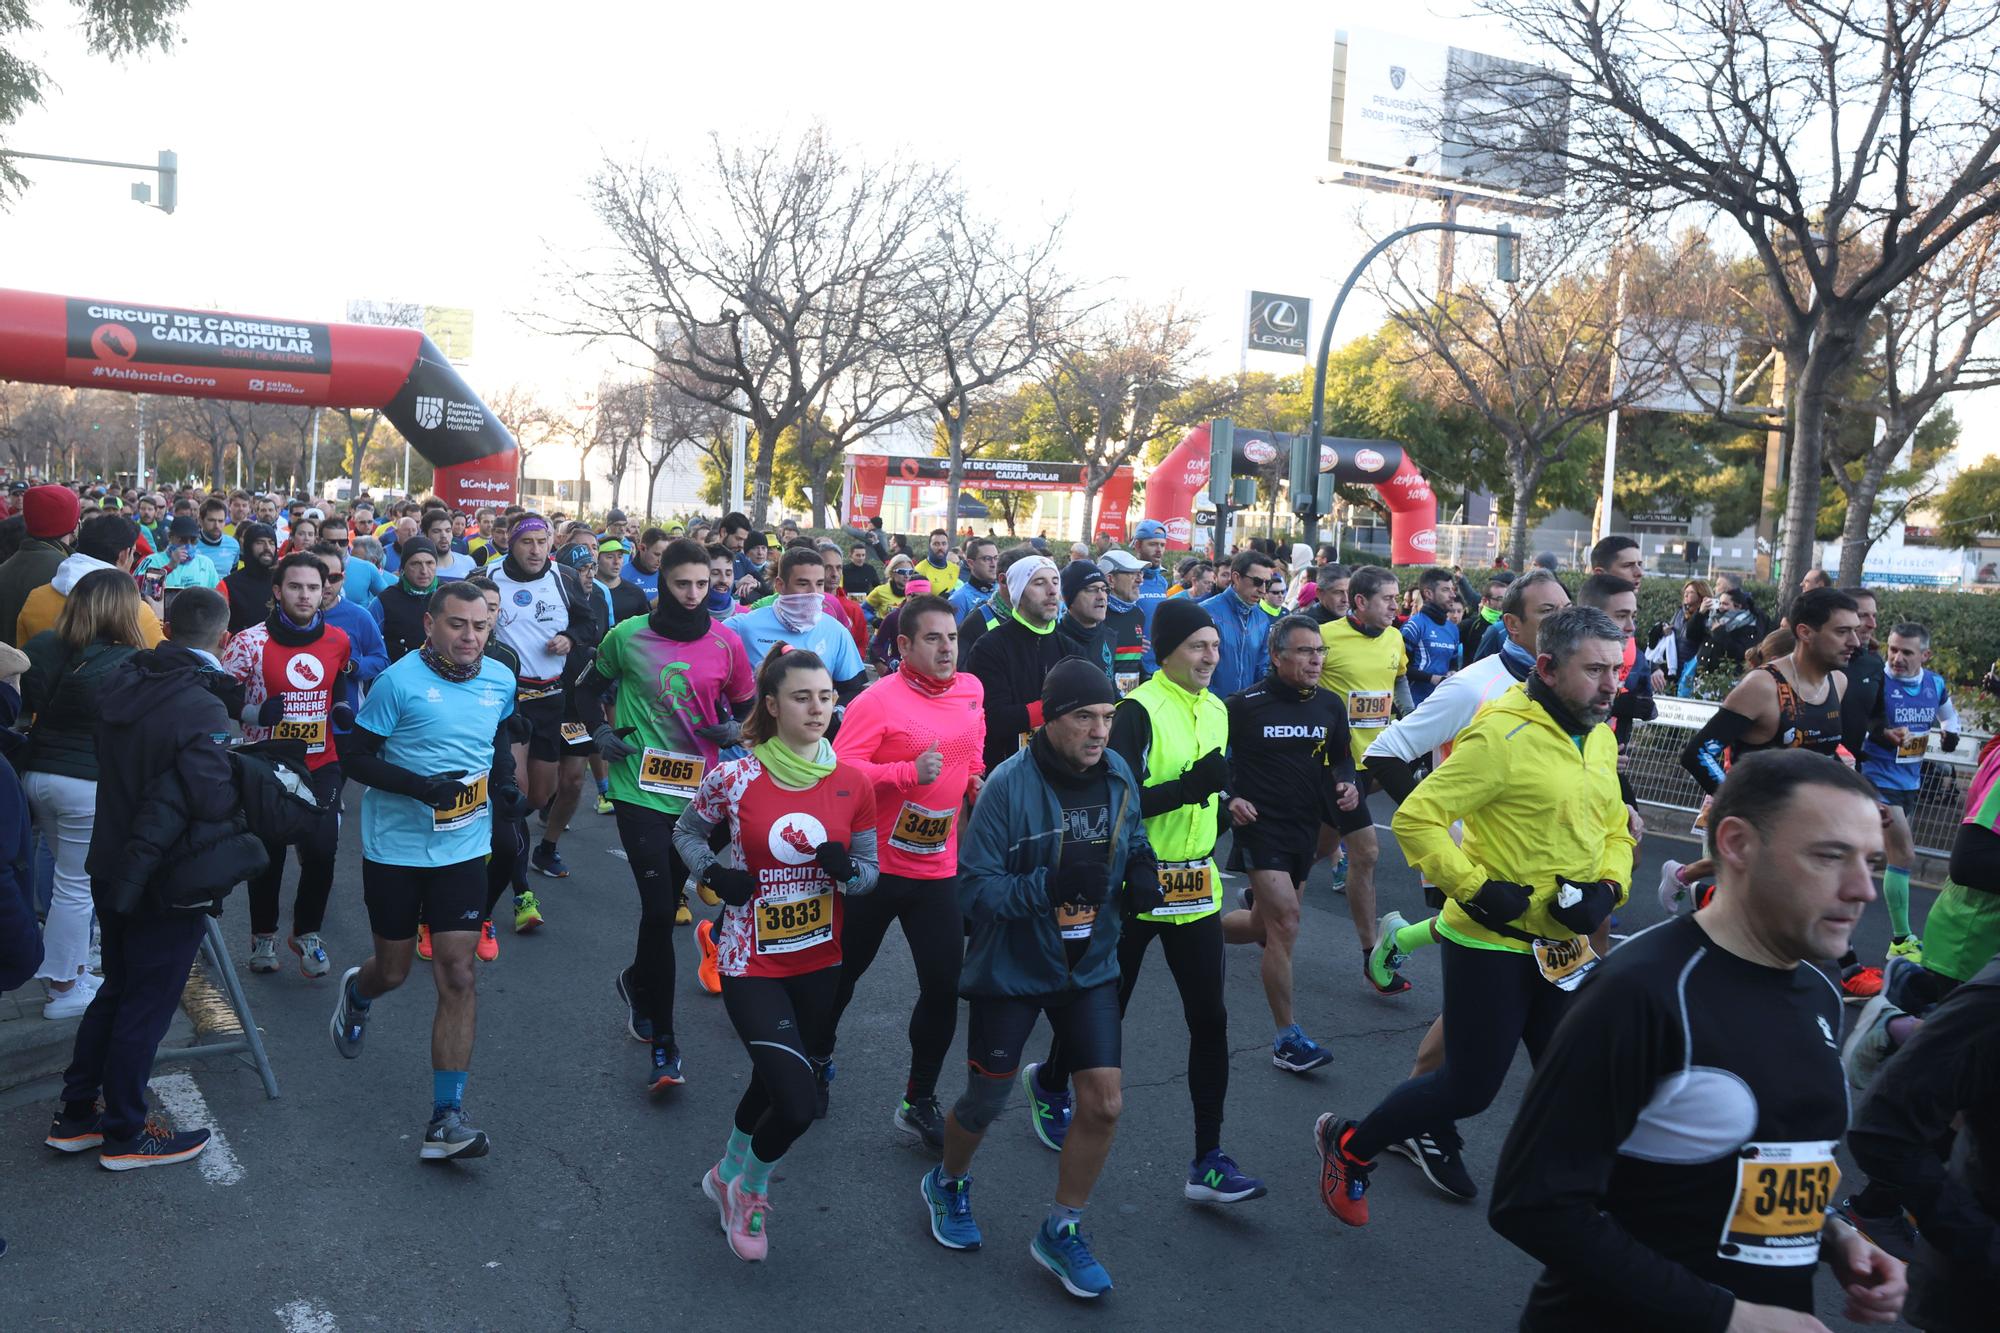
[1245,290,1310,357]
[1260,300,1299,331]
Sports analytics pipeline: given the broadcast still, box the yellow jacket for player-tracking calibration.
[1390,683,1632,953]
[913,555,960,596]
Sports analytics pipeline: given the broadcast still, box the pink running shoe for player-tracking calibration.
[1657,860,1692,916]
[701,1165,729,1232]
[725,1178,773,1261]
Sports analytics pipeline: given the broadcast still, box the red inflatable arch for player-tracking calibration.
[0,288,517,510]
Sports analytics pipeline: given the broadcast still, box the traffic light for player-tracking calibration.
[1289,433,1318,514]
[1207,419,1234,506]
[1495,223,1518,283]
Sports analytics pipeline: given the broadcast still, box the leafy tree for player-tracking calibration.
[1935,455,2000,539]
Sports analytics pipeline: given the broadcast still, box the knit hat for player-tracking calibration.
[556,542,596,570]
[905,577,933,597]
[236,521,277,550]
[399,537,440,565]
[1006,554,1058,604]
[23,485,79,540]
[1151,598,1216,663]
[1041,656,1119,721]
[1061,559,1106,605]
[167,515,200,541]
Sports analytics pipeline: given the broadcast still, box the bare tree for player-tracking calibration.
[789,349,926,528]
[637,364,726,521]
[592,378,651,513]
[488,384,557,494]
[1475,0,2000,609]
[173,397,235,489]
[549,125,950,524]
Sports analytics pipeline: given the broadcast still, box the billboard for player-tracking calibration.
[1245,291,1311,356]
[1334,28,1570,198]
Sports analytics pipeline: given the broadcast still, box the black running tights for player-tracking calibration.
[817,872,963,1099]
[722,968,841,1163]
[613,801,686,1044]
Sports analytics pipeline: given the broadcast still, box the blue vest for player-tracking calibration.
[1860,670,1950,793]
[1402,608,1462,702]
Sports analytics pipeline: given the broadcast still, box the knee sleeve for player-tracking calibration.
[951,1071,1013,1134]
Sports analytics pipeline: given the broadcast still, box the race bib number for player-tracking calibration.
[1718,1141,1839,1267]
[888,801,955,856]
[1115,671,1141,696]
[1531,935,1600,992]
[1056,902,1097,940]
[1018,731,1034,753]
[637,748,704,800]
[560,721,592,748]
[273,715,328,755]
[1347,690,1393,729]
[1153,858,1214,917]
[754,884,833,955]
[433,774,489,833]
[1896,731,1929,765]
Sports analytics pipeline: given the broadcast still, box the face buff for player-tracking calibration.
[775,593,824,633]
[753,735,835,787]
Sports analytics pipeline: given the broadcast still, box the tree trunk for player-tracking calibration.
[750,424,780,526]
[945,410,965,542]
[1507,465,1538,572]
[1080,474,1103,545]
[208,438,227,491]
[1778,334,1859,618]
[645,458,668,521]
[1834,427,1912,587]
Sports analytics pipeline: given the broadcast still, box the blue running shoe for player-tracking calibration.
[615,967,653,1043]
[647,1043,684,1095]
[1031,1217,1112,1299]
[920,1166,982,1250]
[1273,1024,1333,1073]
[1021,1061,1070,1151]
[1330,847,1349,893]
[531,844,570,879]
[1184,1148,1267,1203]
[329,966,370,1059]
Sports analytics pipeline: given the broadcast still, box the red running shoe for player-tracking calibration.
[1315,1113,1374,1226]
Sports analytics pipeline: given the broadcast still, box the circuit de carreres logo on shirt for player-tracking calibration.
[284,654,326,690]
[767,812,828,866]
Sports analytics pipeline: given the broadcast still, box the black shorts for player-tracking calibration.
[362,856,487,941]
[1236,820,1318,884]
[965,981,1120,1078]
[516,693,569,762]
[1874,784,1918,817]
[1330,774,1375,837]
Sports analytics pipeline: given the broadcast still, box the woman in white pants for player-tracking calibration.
[21,569,150,1018]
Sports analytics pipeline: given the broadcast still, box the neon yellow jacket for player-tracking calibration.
[1390,683,1633,954]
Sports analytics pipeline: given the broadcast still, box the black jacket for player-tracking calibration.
[86,644,261,917]
[0,537,67,650]
[966,615,1068,777]
[222,565,276,633]
[1054,613,1114,682]
[19,634,139,783]
[373,580,430,663]
[0,747,38,991]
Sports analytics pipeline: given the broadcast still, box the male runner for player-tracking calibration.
[817,594,983,1145]
[724,547,868,698]
[966,553,1068,775]
[331,581,528,1160]
[957,545,1039,666]
[1221,611,1368,1070]
[596,538,651,625]
[1129,518,1172,638]
[1309,562,1352,626]
[913,528,961,597]
[1096,548,1152,690]
[223,553,353,980]
[585,537,756,1094]
[1198,549,1275,699]
[1317,606,1633,1226]
[1858,622,1959,964]
[947,536,999,625]
[1400,567,1461,705]
[921,660,1161,1299]
[1491,750,1906,1330]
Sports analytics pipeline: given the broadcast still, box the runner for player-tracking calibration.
[1308,562,1352,626]
[1400,567,1461,705]
[957,545,1039,666]
[330,581,528,1161]
[920,660,1160,1299]
[1035,599,1265,1203]
[676,648,879,1262]
[1316,606,1633,1226]
[1220,610,1370,1073]
[1053,561,1115,679]
[222,553,354,981]
[1199,549,1276,700]
[1858,622,1959,965]
[463,576,527,957]
[1129,519,1172,638]
[1489,749,1906,1330]
[814,593,983,1144]
[596,537,651,625]
[1096,548,1153,691]
[622,528,667,601]
[947,536,999,626]
[966,553,1068,775]
[583,538,755,1095]
[913,528,961,597]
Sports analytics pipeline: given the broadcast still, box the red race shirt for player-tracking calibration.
[221,622,353,771]
[692,756,876,979]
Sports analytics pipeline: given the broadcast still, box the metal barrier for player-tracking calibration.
[1624,695,1982,860]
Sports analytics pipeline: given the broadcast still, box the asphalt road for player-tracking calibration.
[0,796,1920,1332]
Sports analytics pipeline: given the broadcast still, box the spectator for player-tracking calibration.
[1799,567,1831,594]
[1664,578,1709,673]
[17,513,163,648]
[0,514,27,568]
[841,542,881,596]
[1693,586,1764,681]
[0,485,80,649]
[1532,551,1561,573]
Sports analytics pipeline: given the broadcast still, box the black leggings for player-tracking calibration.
[613,801,687,1045]
[818,872,963,1098]
[1349,939,1570,1160]
[1044,910,1229,1158]
[722,968,841,1164]
[483,814,528,919]
[1948,821,2000,894]
[249,763,344,936]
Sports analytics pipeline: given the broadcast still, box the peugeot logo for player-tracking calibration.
[1261,300,1299,331]
[1389,65,1406,90]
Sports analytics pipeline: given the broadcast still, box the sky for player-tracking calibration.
[1,0,1992,475]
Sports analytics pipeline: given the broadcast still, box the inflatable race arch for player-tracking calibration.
[1145,420,1437,564]
[0,289,517,510]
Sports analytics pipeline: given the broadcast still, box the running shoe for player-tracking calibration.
[812,1058,835,1120]
[1886,934,1925,965]
[531,844,571,879]
[1840,962,1885,1002]
[99,1121,210,1172]
[648,1043,684,1095]
[1836,1195,1919,1264]
[1021,1062,1071,1151]
[674,898,692,926]
[1657,859,1692,916]
[476,921,499,962]
[1363,946,1412,995]
[614,966,653,1043]
[724,1179,772,1261]
[1273,1024,1333,1073]
[248,933,279,974]
[421,1107,490,1160]
[329,965,370,1059]
[594,794,614,815]
[1841,993,1905,1092]
[920,1166,982,1250]
[701,1165,729,1232]
[1030,1217,1112,1298]
[1314,1113,1374,1226]
[415,924,433,962]
[896,1095,946,1149]
[1368,910,1411,992]
[45,1104,103,1153]
[513,891,544,934]
[1385,1127,1477,1200]
[1329,846,1349,894]
[290,932,330,978]
[1184,1149,1266,1203]
[694,918,720,995]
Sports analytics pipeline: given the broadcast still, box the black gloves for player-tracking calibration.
[1123,855,1165,916]
[1941,731,1961,753]
[706,864,756,907]
[1549,878,1618,936]
[1463,879,1533,931]
[1184,749,1231,799]
[490,784,529,822]
[1053,861,1108,907]
[331,703,355,731]
[255,696,286,726]
[418,772,474,811]
[815,840,858,883]
[695,718,742,747]
[593,725,639,761]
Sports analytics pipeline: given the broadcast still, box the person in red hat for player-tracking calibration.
[0,485,80,650]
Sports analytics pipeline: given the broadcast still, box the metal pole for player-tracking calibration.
[307,409,320,500]
[135,398,146,492]
[1597,265,1629,546]
[402,439,410,495]
[730,414,747,515]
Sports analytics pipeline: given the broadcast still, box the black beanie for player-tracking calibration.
[1042,656,1119,722]
[1150,598,1216,663]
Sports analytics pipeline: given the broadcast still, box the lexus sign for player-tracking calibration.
[1245,291,1311,357]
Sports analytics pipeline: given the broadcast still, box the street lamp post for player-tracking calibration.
[0,148,177,212]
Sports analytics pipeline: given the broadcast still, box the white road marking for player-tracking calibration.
[146,1071,243,1186]
[275,1299,340,1332]
[608,847,628,861]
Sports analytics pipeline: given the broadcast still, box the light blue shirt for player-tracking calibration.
[621,558,659,599]
[725,604,865,683]
[342,557,393,609]
[355,653,515,868]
